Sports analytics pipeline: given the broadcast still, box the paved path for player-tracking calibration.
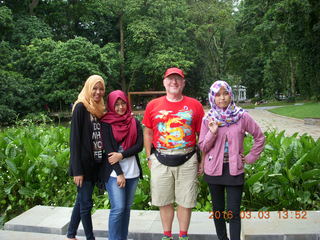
[247,108,320,140]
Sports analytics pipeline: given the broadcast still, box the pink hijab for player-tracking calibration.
[101,90,137,150]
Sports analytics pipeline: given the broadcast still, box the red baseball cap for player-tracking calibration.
[164,67,185,79]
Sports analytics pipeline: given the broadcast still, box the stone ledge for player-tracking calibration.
[304,118,320,126]
[0,230,110,240]
[77,209,216,239]
[4,205,72,235]
[3,206,320,240]
[242,211,320,240]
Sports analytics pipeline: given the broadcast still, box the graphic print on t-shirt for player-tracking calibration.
[155,109,193,149]
[91,115,103,162]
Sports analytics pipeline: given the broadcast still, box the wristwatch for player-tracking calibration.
[146,156,151,161]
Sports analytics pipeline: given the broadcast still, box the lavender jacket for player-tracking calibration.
[199,112,265,176]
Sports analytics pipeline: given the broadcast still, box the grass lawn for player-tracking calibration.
[268,102,320,119]
[240,101,300,109]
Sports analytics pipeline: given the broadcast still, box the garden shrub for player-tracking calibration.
[1,124,319,226]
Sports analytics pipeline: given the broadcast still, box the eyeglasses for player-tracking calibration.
[165,77,184,82]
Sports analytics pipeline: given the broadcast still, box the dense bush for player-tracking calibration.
[0,123,74,226]
[243,131,320,210]
[0,69,40,124]
[1,124,319,226]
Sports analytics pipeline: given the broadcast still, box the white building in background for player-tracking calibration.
[232,85,247,102]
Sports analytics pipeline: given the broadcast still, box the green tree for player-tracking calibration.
[188,0,237,99]
[228,0,269,98]
[0,6,13,40]
[124,0,195,92]
[0,70,36,124]
[14,37,120,111]
[9,15,52,47]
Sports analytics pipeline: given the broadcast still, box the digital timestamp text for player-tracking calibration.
[208,210,308,220]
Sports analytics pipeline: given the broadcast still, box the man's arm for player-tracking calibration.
[143,127,154,169]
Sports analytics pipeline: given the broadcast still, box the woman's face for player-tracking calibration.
[91,82,105,103]
[214,87,231,109]
[114,98,127,115]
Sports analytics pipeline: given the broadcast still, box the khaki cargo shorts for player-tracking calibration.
[150,149,199,208]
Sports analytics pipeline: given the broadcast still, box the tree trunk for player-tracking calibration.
[289,56,296,98]
[29,0,39,15]
[119,14,126,91]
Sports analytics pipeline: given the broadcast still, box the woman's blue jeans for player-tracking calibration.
[67,180,95,240]
[106,177,139,240]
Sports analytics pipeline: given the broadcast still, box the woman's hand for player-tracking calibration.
[117,174,126,188]
[208,120,218,134]
[240,153,247,164]
[73,175,84,187]
[108,152,123,165]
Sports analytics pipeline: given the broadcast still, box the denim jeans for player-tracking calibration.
[106,177,139,240]
[208,184,243,240]
[67,181,95,240]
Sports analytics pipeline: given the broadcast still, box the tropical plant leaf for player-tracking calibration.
[246,171,264,186]
[18,186,35,197]
[5,159,18,175]
[301,169,320,181]
[4,183,16,195]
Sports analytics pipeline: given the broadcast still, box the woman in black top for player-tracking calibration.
[66,75,121,240]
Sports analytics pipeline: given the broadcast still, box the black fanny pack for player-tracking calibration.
[154,149,196,167]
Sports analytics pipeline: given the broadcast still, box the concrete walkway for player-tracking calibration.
[247,108,320,140]
[2,206,320,240]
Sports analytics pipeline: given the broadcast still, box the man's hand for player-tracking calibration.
[148,158,152,169]
[144,127,154,170]
[108,152,123,165]
[73,175,84,187]
[117,174,126,188]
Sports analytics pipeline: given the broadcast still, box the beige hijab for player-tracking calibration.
[73,75,106,118]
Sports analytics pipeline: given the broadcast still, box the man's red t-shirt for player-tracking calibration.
[142,96,204,150]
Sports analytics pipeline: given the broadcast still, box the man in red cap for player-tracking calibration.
[142,67,204,240]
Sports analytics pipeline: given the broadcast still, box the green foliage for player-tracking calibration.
[188,0,235,98]
[13,37,120,112]
[0,105,17,125]
[0,69,38,124]
[1,124,319,226]
[9,15,53,47]
[0,123,73,226]
[1,0,318,120]
[0,6,13,40]
[0,41,15,68]
[230,0,319,99]
[243,131,320,210]
[122,0,197,91]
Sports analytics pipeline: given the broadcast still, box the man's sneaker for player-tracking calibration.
[179,236,189,240]
[161,236,173,240]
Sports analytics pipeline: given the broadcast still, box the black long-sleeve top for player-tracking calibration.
[98,118,144,186]
[69,103,121,182]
